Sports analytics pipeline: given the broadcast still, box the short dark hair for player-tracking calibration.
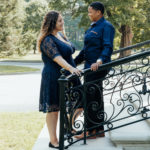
[90,2,104,14]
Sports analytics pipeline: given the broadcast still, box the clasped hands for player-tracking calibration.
[69,60,102,76]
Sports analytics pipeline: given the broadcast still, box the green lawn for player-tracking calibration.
[0,65,40,75]
[0,52,42,62]
[0,51,80,62]
[0,112,45,150]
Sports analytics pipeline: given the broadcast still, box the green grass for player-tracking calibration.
[0,51,80,62]
[0,112,45,150]
[0,65,40,75]
[0,52,42,62]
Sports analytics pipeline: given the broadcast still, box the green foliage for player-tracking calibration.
[49,1,85,49]
[16,31,36,55]
[132,0,150,43]
[49,0,150,49]
[20,0,49,54]
[64,15,84,49]
[0,0,22,57]
[0,0,149,57]
[23,1,48,33]
[0,0,49,57]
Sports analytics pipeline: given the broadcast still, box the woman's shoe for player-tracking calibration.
[49,142,59,149]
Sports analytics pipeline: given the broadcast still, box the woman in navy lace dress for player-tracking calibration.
[37,11,81,148]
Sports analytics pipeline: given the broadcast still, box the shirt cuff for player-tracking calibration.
[97,58,103,64]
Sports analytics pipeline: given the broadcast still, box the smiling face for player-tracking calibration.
[88,6,102,22]
[55,14,64,31]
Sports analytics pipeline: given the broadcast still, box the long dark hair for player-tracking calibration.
[37,11,59,52]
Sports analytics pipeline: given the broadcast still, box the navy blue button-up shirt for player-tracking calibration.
[75,16,115,69]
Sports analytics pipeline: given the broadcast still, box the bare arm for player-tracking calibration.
[42,37,81,76]
[53,56,81,76]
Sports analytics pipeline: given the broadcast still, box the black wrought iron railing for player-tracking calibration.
[58,40,150,150]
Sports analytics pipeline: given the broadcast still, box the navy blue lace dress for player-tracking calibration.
[39,34,77,113]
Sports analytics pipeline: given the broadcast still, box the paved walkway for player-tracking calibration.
[0,73,41,112]
[0,61,44,112]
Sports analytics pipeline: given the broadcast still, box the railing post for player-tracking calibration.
[83,73,87,145]
[58,71,68,150]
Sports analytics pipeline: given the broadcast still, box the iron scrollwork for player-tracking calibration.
[59,47,150,149]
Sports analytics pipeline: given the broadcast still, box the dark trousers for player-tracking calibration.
[84,70,108,132]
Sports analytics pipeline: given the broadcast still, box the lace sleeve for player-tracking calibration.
[42,36,61,59]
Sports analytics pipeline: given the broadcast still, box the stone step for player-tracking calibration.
[109,115,150,150]
[146,118,150,126]
[145,111,150,127]
[32,124,122,150]
[67,138,122,150]
[134,99,150,129]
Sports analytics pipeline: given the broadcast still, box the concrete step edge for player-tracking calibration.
[32,124,122,150]
[109,119,150,144]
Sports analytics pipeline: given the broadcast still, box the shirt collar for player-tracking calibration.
[90,22,96,26]
[91,16,104,27]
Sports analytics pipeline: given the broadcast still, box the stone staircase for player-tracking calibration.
[32,123,122,150]
[32,97,150,150]
[32,115,150,150]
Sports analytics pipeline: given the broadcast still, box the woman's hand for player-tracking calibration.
[69,67,82,76]
[53,56,82,76]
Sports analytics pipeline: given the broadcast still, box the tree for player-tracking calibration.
[49,0,150,57]
[0,0,24,57]
[21,0,49,54]
[63,15,84,49]
[132,0,150,44]
[48,1,85,50]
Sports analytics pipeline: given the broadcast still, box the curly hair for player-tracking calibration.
[37,11,59,52]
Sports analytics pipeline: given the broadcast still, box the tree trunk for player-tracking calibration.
[33,49,36,54]
[119,25,133,58]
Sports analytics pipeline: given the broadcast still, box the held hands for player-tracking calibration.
[91,60,102,71]
[69,67,82,76]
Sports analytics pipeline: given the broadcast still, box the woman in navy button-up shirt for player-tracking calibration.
[75,4,115,69]
[74,2,115,139]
